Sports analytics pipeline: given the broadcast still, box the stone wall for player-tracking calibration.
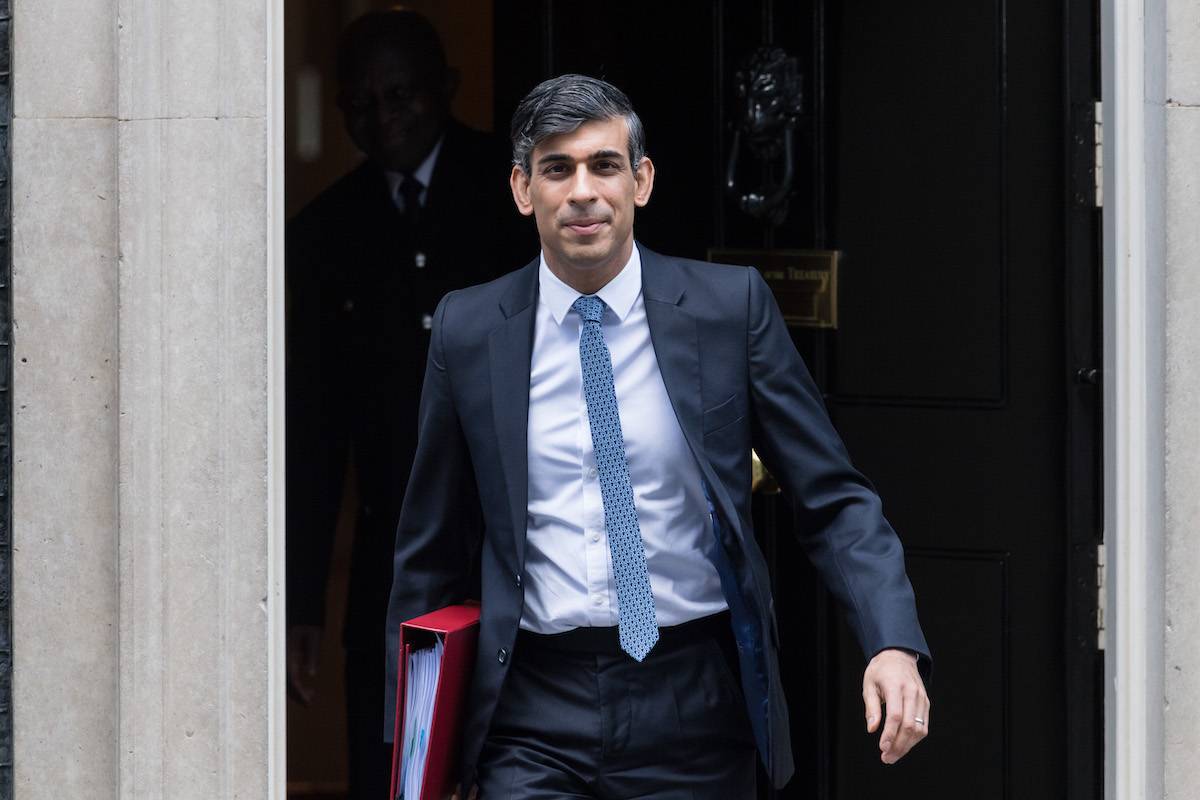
[11,1,278,797]
[1163,1,1200,796]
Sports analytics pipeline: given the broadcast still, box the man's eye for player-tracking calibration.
[595,161,620,172]
[543,164,567,175]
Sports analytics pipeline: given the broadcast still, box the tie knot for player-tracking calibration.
[572,295,606,324]
[396,174,424,214]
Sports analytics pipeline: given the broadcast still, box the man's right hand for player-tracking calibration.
[450,786,478,800]
[287,624,323,706]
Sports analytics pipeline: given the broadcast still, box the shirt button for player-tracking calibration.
[587,467,598,479]
[590,532,600,543]
[497,648,508,664]
[593,595,603,606]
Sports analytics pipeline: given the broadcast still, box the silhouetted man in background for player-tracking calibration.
[285,10,530,798]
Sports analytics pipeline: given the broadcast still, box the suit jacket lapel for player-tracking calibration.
[640,244,704,455]
[489,258,539,568]
[641,245,750,545]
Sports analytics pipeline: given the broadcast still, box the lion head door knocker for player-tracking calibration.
[725,46,805,226]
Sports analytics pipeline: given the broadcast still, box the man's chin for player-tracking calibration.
[561,243,619,269]
[371,140,437,173]
[374,152,421,173]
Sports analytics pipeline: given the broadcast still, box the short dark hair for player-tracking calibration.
[510,74,647,175]
[336,9,447,86]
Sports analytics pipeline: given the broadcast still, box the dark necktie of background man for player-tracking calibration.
[395,173,425,226]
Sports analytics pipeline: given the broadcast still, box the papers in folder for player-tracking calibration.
[398,638,443,799]
[390,604,481,800]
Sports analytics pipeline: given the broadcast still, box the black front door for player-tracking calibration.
[494,2,1103,798]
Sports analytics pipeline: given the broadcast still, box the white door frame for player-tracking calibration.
[267,0,289,797]
[1102,1,1166,799]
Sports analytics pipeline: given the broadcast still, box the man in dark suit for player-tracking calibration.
[286,10,529,799]
[385,74,930,797]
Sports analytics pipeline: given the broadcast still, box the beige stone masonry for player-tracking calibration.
[1166,0,1200,106]
[13,0,276,798]
[12,115,120,798]
[1162,77,1200,800]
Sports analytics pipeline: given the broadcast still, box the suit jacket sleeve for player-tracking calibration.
[383,290,482,741]
[745,268,931,677]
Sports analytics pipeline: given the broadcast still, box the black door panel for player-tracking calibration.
[494,2,1102,797]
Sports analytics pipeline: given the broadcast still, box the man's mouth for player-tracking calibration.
[563,219,607,236]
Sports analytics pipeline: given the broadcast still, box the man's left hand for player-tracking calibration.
[863,648,929,765]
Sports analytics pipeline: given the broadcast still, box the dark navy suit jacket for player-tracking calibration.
[384,243,931,789]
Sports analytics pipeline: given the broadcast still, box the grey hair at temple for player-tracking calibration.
[510,74,647,175]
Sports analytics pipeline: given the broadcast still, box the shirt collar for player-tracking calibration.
[383,134,445,206]
[538,245,642,326]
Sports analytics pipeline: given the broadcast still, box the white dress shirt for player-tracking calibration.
[520,247,728,633]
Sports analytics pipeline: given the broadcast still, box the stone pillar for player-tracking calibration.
[12,0,119,795]
[1163,1,1200,796]
[12,1,279,797]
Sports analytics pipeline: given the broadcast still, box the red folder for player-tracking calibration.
[389,604,481,800]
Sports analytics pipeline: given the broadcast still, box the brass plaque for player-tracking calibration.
[708,248,839,329]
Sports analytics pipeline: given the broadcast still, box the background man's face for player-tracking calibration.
[513,117,654,274]
[338,48,450,173]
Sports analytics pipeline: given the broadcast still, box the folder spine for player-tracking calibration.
[389,604,481,800]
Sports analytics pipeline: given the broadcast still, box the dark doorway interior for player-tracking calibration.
[285,2,1103,798]
[284,2,499,797]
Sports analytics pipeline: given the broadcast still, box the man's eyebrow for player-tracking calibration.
[534,149,627,167]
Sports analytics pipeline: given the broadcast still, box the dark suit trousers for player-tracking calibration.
[476,614,757,799]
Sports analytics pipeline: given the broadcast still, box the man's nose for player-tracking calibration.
[374,100,397,128]
[375,96,411,127]
[566,165,598,203]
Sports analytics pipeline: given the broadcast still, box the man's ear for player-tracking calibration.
[510,165,534,216]
[633,156,655,208]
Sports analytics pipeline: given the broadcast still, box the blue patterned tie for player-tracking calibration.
[572,295,659,661]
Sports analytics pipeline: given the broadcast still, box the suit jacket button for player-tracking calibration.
[515,573,522,588]
[497,648,508,664]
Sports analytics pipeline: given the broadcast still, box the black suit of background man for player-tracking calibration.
[285,10,532,799]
